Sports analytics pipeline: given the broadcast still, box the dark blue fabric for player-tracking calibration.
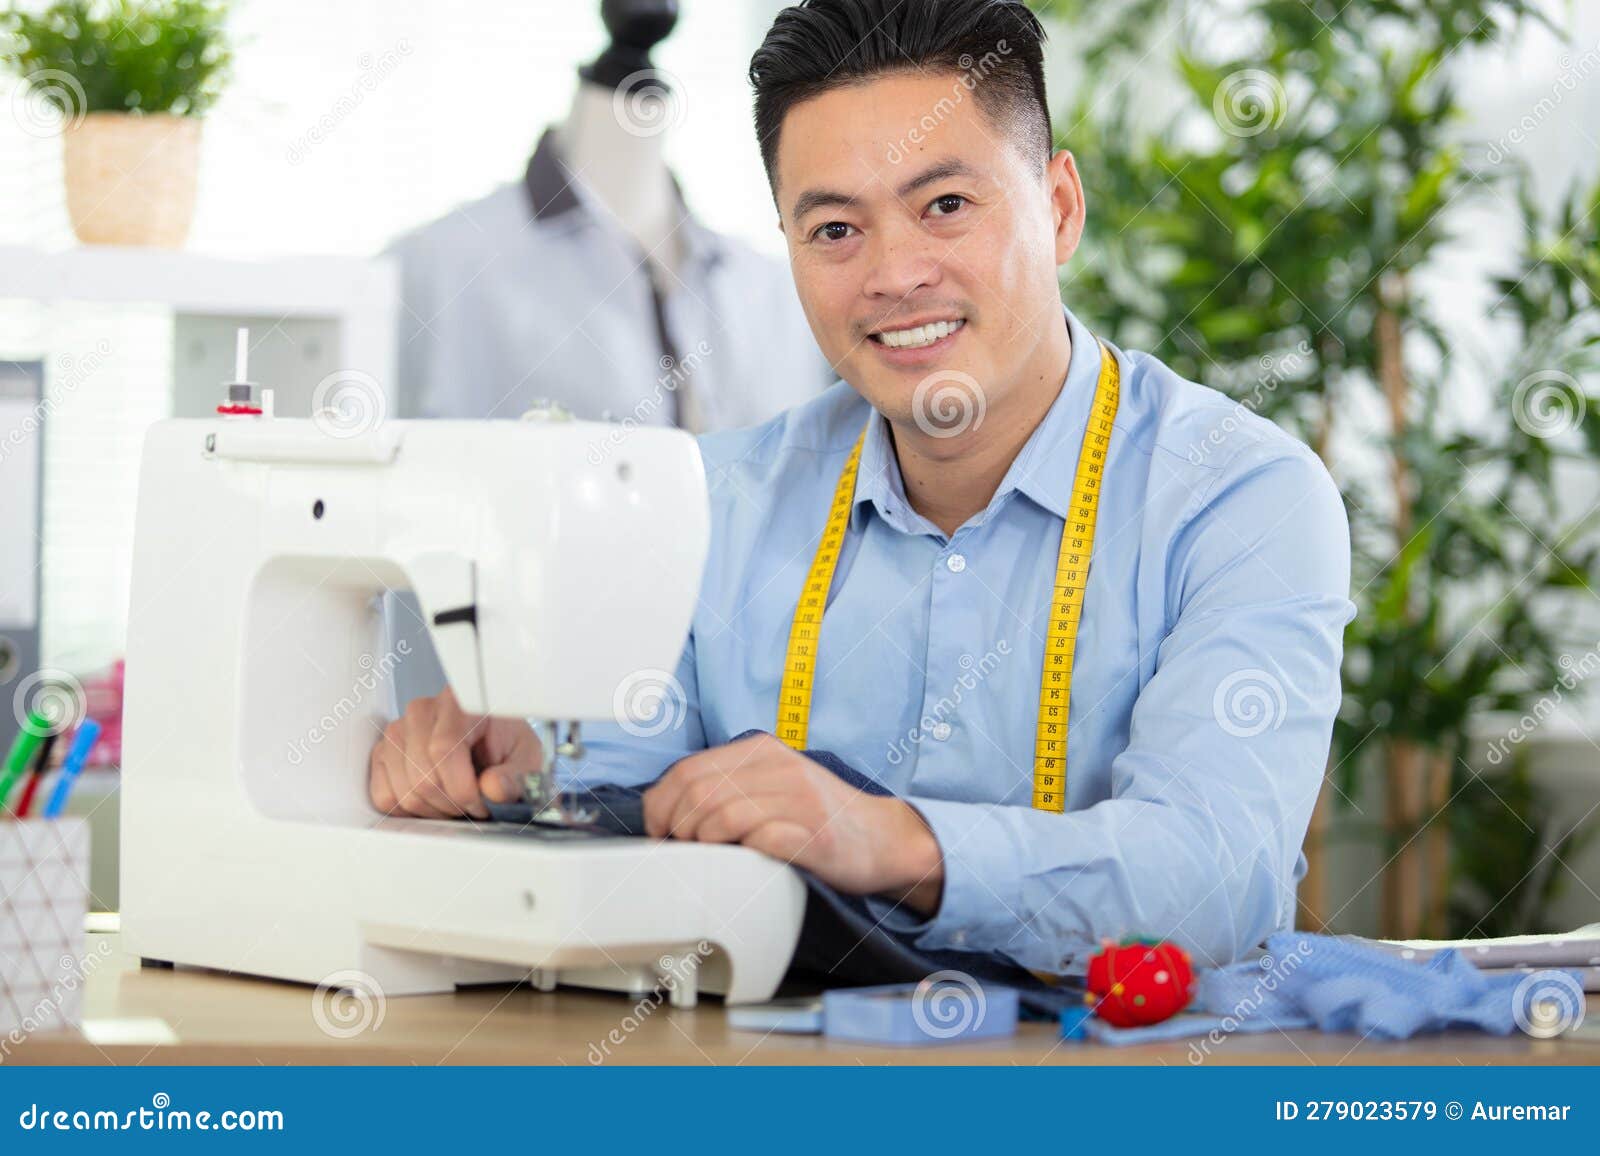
[487,729,1082,1017]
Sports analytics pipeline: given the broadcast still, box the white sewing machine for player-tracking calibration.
[119,370,805,1006]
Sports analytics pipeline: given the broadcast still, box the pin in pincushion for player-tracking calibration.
[1087,939,1195,1027]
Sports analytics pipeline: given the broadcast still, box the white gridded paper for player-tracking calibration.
[0,818,90,1038]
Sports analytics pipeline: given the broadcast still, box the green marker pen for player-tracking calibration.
[0,711,52,813]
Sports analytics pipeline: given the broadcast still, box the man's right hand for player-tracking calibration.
[367,688,543,819]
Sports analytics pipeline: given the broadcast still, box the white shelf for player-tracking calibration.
[0,244,398,317]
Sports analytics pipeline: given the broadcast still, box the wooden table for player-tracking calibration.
[8,934,1597,1066]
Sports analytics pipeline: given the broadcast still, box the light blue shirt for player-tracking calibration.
[571,306,1355,974]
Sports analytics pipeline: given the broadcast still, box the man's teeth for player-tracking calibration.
[876,319,964,349]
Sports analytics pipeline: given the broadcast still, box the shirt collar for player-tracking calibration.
[852,404,913,531]
[522,128,725,271]
[851,306,1109,532]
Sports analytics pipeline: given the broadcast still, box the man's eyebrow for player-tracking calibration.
[787,159,982,223]
[790,187,858,221]
[894,158,979,199]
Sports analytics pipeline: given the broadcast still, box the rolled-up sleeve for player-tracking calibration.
[871,442,1355,972]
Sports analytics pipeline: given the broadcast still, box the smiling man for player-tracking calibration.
[369,0,1355,973]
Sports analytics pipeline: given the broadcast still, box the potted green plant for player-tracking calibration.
[1,0,232,246]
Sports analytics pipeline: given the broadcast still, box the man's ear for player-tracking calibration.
[1047,149,1086,266]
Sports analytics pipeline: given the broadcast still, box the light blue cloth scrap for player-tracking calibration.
[1084,931,1584,1046]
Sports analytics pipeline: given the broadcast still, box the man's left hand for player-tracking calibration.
[642,732,945,915]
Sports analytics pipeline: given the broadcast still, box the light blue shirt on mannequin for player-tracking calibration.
[569,306,1355,975]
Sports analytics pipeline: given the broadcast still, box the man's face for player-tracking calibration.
[774,70,1081,434]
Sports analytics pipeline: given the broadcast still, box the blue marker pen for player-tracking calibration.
[43,718,101,819]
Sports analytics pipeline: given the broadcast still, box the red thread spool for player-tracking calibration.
[1087,940,1195,1027]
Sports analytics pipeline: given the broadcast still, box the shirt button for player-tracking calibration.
[952,930,968,946]
[930,722,952,741]
[945,553,967,573]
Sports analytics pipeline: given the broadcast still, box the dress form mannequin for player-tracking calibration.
[558,0,684,280]
[388,0,839,450]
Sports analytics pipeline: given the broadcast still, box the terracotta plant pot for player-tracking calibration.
[61,111,201,247]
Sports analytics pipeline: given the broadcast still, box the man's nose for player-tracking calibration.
[861,220,944,301]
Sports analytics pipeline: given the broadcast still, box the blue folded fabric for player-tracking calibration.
[1086,930,1584,1045]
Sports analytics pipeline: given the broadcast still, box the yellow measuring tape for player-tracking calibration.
[777,341,1121,812]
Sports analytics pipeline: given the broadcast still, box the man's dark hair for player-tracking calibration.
[749,0,1052,190]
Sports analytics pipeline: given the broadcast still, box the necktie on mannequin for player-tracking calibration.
[645,261,704,435]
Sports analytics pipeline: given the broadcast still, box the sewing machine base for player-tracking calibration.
[138,953,715,1008]
[122,820,808,1007]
